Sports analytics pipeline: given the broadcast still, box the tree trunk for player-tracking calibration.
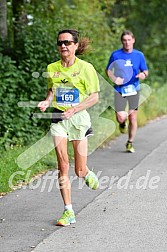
[12,0,28,58]
[0,0,8,40]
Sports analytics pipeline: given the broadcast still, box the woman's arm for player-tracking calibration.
[62,92,99,120]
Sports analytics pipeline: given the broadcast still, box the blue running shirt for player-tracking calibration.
[106,48,148,93]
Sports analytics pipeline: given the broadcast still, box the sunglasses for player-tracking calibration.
[57,40,75,46]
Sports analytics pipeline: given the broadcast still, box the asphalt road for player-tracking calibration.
[0,116,167,252]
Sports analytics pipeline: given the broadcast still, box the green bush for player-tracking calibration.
[0,23,59,150]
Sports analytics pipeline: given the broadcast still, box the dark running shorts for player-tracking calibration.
[114,91,139,112]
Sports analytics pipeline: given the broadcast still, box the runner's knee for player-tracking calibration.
[116,111,128,123]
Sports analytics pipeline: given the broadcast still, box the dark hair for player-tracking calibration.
[57,29,90,55]
[121,30,135,41]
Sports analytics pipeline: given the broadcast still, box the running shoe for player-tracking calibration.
[56,210,76,226]
[126,141,135,153]
[84,170,99,190]
[119,121,127,134]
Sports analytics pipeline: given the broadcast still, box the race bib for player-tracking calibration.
[121,84,137,97]
[56,87,79,106]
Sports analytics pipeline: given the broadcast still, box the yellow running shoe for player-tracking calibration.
[84,171,99,190]
[56,210,76,226]
[126,141,135,153]
[119,121,127,134]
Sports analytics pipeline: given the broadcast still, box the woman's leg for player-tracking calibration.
[53,136,76,226]
[72,138,88,178]
[72,138,99,190]
[53,136,71,206]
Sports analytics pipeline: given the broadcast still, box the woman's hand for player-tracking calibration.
[38,100,50,112]
[61,107,76,120]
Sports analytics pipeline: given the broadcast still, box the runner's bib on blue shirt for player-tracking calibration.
[56,87,79,106]
[121,84,137,97]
